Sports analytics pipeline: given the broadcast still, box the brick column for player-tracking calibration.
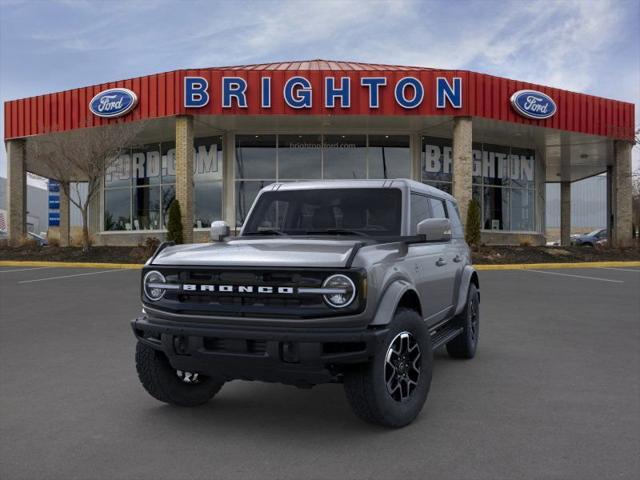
[175,115,194,243]
[611,141,633,247]
[59,181,70,247]
[6,139,27,245]
[452,117,473,227]
[222,132,236,231]
[560,181,571,246]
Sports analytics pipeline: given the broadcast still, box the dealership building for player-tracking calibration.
[4,60,635,246]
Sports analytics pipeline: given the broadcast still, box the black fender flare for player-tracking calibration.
[454,265,480,315]
[369,279,420,326]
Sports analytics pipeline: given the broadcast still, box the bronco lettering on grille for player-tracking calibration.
[182,284,295,294]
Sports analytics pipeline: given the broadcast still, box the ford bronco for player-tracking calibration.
[132,179,480,427]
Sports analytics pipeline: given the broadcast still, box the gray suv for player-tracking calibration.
[132,179,479,427]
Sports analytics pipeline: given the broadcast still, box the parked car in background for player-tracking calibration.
[571,229,607,247]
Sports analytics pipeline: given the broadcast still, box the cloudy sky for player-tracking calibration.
[1,0,638,180]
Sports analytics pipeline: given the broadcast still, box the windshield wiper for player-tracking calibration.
[304,229,370,237]
[244,229,286,236]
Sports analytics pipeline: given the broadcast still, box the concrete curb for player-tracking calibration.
[1,260,639,270]
[0,260,143,269]
[474,261,640,270]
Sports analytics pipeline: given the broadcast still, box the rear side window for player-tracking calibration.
[410,193,431,234]
[446,200,464,238]
[429,198,448,219]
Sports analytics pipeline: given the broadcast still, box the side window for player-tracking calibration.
[410,193,431,234]
[429,198,448,219]
[446,200,464,238]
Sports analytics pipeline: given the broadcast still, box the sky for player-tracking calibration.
[1,0,639,184]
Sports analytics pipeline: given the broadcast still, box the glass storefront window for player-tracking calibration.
[235,135,277,179]
[132,186,160,230]
[194,181,223,228]
[131,143,162,187]
[323,134,366,179]
[105,153,131,188]
[194,136,223,183]
[509,147,535,189]
[368,135,410,179]
[510,188,535,231]
[104,188,131,231]
[424,181,452,195]
[483,186,509,231]
[278,134,322,179]
[161,141,176,184]
[161,185,175,228]
[422,136,453,184]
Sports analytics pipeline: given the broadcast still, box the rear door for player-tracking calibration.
[407,193,456,325]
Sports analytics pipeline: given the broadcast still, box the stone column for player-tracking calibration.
[6,139,27,245]
[452,117,473,227]
[611,141,633,247]
[59,182,70,247]
[175,115,194,243]
[222,132,236,231]
[560,181,571,246]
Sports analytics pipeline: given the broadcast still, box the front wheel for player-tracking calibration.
[135,342,224,407]
[343,308,433,428]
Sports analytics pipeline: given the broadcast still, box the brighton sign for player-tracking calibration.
[183,76,464,110]
[89,88,138,118]
[510,89,557,120]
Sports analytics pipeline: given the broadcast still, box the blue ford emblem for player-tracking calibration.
[89,88,138,118]
[510,89,556,120]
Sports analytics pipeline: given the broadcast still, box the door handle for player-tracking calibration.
[453,255,462,263]
[436,258,447,267]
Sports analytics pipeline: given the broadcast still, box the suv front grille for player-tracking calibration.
[143,267,364,319]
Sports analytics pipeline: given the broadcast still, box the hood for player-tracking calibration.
[151,237,363,268]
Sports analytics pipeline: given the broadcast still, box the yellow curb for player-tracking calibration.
[475,261,640,271]
[0,260,143,269]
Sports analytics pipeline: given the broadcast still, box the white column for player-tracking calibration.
[560,181,571,246]
[452,117,473,227]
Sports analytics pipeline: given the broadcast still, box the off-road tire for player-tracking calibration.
[135,341,224,407]
[446,283,479,359]
[343,308,432,428]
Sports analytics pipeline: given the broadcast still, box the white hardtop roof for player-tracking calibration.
[263,179,456,203]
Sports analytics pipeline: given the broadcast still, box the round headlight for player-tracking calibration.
[322,274,356,308]
[144,270,166,301]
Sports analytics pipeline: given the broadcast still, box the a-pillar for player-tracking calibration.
[611,141,633,247]
[6,139,27,245]
[175,115,194,243]
[452,117,473,227]
[560,181,571,246]
[59,181,70,247]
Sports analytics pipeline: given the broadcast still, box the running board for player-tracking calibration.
[430,325,463,350]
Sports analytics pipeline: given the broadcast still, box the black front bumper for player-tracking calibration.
[131,316,388,386]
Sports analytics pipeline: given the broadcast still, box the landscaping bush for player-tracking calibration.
[465,198,481,248]
[166,200,183,244]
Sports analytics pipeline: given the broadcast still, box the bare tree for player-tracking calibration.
[27,122,143,251]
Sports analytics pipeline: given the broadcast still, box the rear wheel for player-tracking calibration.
[446,283,479,359]
[135,341,224,407]
[344,308,432,428]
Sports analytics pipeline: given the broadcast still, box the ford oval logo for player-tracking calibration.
[89,88,138,118]
[510,89,556,120]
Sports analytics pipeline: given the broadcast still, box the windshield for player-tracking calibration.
[242,188,402,237]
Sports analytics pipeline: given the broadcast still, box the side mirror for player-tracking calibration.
[417,218,452,242]
[210,220,230,242]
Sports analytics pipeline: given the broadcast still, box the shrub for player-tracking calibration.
[143,236,161,257]
[48,237,60,247]
[166,200,183,244]
[465,199,481,248]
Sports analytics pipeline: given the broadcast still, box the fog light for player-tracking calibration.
[322,274,356,308]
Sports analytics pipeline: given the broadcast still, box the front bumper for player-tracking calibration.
[131,315,388,386]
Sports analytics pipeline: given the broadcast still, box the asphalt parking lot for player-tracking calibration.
[1,265,639,480]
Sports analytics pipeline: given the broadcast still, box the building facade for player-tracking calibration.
[3,60,636,246]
